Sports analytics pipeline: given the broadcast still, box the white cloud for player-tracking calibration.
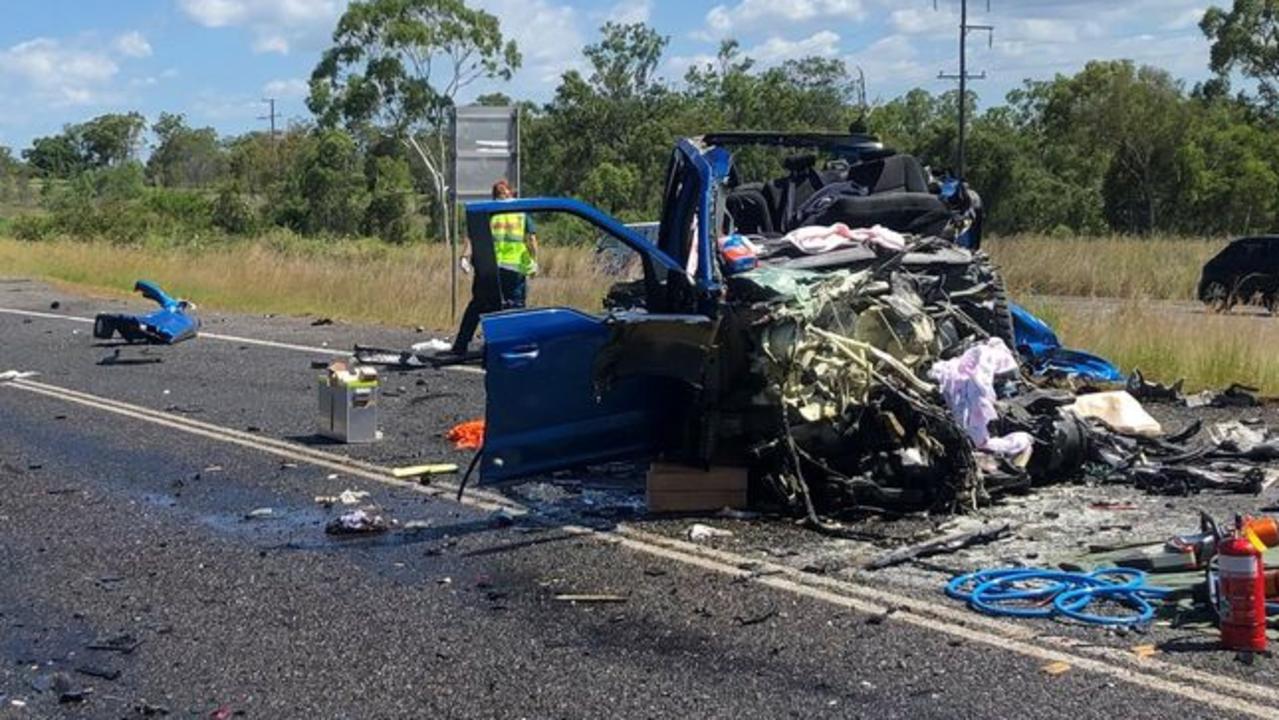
[1162,7,1206,31]
[263,77,309,98]
[0,37,120,106]
[476,0,583,84]
[178,0,345,54]
[846,34,930,99]
[705,0,864,35]
[751,30,842,63]
[114,31,153,58]
[889,8,953,36]
[600,0,652,25]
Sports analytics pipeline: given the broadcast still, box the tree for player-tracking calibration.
[309,0,521,245]
[582,21,668,100]
[78,112,147,167]
[277,129,369,236]
[23,133,85,178]
[148,112,226,187]
[1202,0,1279,109]
[475,92,512,106]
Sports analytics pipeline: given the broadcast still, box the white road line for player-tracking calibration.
[0,306,483,374]
[3,376,1277,717]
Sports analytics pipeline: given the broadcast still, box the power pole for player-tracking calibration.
[937,0,993,180]
[258,98,278,139]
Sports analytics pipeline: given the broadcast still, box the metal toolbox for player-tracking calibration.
[318,371,380,444]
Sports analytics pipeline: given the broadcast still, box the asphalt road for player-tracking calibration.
[2,278,1278,719]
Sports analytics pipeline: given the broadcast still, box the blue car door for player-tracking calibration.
[481,309,713,482]
[473,145,718,482]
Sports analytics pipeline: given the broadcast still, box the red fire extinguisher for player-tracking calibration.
[1218,516,1268,653]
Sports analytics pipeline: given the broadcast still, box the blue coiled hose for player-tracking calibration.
[947,567,1173,626]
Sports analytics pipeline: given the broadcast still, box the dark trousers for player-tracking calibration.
[451,269,528,354]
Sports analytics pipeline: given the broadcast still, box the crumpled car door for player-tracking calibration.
[480,310,714,482]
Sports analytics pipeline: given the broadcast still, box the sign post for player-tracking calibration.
[450,106,520,322]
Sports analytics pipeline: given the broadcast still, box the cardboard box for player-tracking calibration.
[646,463,748,513]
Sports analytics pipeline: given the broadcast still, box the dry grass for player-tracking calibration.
[3,234,1274,393]
[988,234,1228,301]
[0,236,611,331]
[1022,297,1279,394]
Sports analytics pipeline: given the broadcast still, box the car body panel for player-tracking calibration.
[471,146,718,482]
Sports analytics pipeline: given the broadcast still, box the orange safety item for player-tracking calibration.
[446,419,485,450]
[1243,516,1279,549]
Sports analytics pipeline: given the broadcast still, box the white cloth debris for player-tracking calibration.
[1067,391,1162,438]
[928,338,1034,457]
[687,523,734,542]
[1209,421,1267,452]
[782,223,907,255]
[411,339,452,354]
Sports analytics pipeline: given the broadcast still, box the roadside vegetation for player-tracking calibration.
[4,233,1277,394]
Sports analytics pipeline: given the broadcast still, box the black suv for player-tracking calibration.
[1198,235,1279,313]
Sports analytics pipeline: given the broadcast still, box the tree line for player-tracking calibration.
[2,0,1279,243]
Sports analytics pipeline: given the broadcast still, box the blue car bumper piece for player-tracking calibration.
[1011,303,1123,383]
[93,280,200,345]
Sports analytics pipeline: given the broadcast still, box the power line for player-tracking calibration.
[936,0,994,181]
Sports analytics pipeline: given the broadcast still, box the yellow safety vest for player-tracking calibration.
[491,212,535,275]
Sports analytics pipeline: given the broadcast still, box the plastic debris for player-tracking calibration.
[314,489,370,507]
[411,339,452,354]
[687,523,734,542]
[554,594,627,603]
[447,419,485,450]
[325,509,390,535]
[391,463,459,479]
[93,280,200,345]
[1067,391,1162,437]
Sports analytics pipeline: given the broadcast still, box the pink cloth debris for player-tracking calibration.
[928,338,1034,458]
[782,223,908,254]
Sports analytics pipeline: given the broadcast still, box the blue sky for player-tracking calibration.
[0,0,1216,151]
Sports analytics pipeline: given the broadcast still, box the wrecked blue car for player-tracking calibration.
[459,133,1118,515]
[93,280,200,345]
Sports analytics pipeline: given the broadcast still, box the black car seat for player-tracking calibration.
[790,153,951,236]
[726,182,774,234]
[846,155,930,194]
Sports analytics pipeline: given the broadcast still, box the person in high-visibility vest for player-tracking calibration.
[487,179,539,307]
[450,179,539,354]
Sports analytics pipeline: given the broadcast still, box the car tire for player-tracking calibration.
[1203,281,1231,313]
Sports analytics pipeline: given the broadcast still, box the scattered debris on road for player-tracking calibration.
[865,523,1012,570]
[244,507,275,520]
[554,593,628,603]
[325,508,390,536]
[318,361,381,444]
[447,419,485,450]
[314,489,370,507]
[688,523,734,542]
[391,463,459,479]
[93,280,199,345]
